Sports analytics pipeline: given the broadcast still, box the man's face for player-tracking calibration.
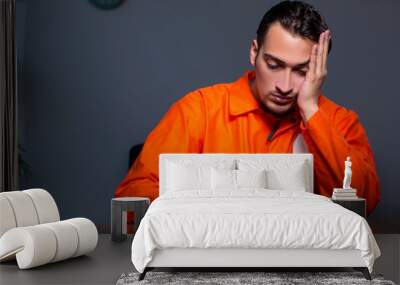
[249,22,315,115]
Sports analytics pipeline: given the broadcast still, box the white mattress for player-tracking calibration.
[131,190,380,273]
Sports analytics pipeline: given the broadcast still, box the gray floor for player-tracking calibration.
[0,234,399,285]
[0,235,134,285]
[374,234,400,284]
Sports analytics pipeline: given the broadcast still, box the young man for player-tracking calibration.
[115,1,380,215]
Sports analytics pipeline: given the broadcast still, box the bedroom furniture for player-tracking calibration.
[0,189,98,269]
[111,197,150,242]
[2,234,396,285]
[331,198,366,218]
[132,153,380,281]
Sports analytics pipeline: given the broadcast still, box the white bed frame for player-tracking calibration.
[139,154,371,280]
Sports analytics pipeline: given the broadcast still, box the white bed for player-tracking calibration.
[131,154,380,281]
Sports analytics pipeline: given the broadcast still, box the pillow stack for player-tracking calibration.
[237,158,309,192]
[165,158,309,193]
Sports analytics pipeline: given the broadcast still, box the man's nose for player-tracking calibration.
[275,70,292,95]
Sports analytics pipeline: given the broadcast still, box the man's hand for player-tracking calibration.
[298,30,331,122]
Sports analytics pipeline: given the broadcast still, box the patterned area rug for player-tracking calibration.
[116,271,396,285]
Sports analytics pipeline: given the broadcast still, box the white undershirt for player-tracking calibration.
[292,133,309,153]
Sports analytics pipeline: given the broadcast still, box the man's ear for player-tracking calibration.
[249,39,258,67]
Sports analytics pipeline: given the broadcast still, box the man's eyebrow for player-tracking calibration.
[263,53,310,69]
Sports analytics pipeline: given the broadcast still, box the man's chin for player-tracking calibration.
[265,101,295,116]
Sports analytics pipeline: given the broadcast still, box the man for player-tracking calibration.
[115,1,380,215]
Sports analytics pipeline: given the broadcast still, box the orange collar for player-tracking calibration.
[229,70,261,116]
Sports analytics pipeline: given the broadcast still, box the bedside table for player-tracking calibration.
[111,197,150,242]
[331,198,366,218]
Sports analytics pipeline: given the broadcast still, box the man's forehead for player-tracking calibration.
[261,22,314,66]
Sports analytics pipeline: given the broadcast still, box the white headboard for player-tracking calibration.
[159,153,313,195]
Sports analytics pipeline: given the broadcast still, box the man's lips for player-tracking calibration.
[270,94,294,104]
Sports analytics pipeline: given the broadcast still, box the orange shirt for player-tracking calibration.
[115,71,380,215]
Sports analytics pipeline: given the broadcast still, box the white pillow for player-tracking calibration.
[211,168,268,190]
[167,162,211,191]
[211,168,236,190]
[165,159,236,192]
[266,166,307,191]
[237,169,267,188]
[238,159,308,191]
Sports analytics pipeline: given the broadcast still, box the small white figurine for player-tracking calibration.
[342,156,352,189]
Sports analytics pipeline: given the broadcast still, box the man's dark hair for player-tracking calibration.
[257,1,332,53]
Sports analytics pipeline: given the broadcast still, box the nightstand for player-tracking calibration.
[331,198,366,218]
[111,197,150,241]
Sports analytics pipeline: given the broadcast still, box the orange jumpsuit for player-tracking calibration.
[115,71,380,215]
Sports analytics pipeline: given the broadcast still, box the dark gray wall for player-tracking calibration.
[16,0,400,228]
